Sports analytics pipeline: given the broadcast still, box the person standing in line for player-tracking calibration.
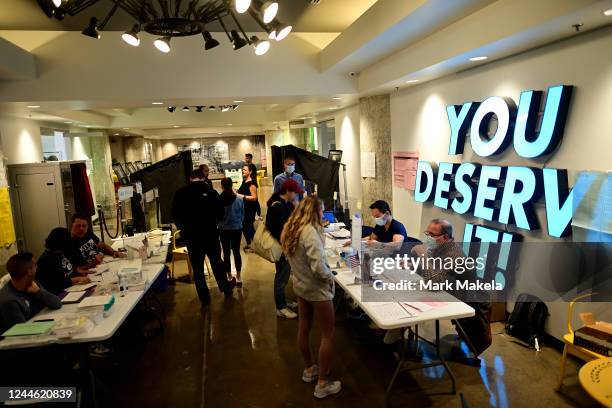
[266,179,304,319]
[281,196,341,399]
[273,155,306,201]
[219,177,244,287]
[199,163,214,189]
[37,227,90,296]
[172,169,235,304]
[237,164,258,252]
[245,153,257,176]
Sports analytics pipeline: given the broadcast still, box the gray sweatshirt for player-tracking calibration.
[286,224,335,302]
[0,281,62,334]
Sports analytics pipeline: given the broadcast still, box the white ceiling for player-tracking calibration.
[1,0,612,137]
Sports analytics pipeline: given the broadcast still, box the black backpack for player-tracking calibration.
[505,293,548,348]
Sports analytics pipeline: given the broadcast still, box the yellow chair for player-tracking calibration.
[171,230,193,282]
[557,292,605,390]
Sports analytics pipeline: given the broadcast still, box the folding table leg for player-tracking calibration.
[385,327,408,407]
[436,320,457,394]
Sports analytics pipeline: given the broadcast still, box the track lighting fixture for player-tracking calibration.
[122,24,140,46]
[202,31,220,50]
[182,106,190,112]
[230,30,248,50]
[209,106,216,111]
[260,1,278,24]
[196,106,204,112]
[235,0,251,14]
[82,17,100,39]
[39,1,291,55]
[232,105,239,110]
[166,104,240,113]
[154,36,171,53]
[221,106,230,112]
[167,106,176,112]
[251,35,270,56]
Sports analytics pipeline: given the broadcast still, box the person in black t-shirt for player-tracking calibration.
[237,164,259,250]
[65,213,123,274]
[367,200,408,244]
[37,228,90,295]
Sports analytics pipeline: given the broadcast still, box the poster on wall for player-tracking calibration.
[361,152,376,178]
[179,142,229,171]
[393,151,419,190]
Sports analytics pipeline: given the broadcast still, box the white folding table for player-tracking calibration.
[332,267,474,405]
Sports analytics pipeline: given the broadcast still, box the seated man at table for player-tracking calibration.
[65,213,124,274]
[37,227,91,296]
[367,200,408,245]
[0,253,62,333]
[412,219,492,358]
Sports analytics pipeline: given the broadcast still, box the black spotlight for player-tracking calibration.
[202,31,220,50]
[232,105,239,110]
[209,106,216,111]
[167,106,176,112]
[37,0,55,18]
[196,106,204,112]
[230,30,248,50]
[82,17,100,39]
[182,106,190,112]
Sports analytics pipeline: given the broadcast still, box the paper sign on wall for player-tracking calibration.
[0,187,16,247]
[393,151,419,190]
[361,152,376,178]
[118,186,134,201]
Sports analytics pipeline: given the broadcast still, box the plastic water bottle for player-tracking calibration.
[118,273,127,297]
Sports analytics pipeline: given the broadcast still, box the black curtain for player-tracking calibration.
[271,145,340,210]
[130,151,192,224]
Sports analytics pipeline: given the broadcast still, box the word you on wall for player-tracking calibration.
[415,85,574,241]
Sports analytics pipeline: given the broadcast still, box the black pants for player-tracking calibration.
[243,206,257,244]
[187,238,229,301]
[220,229,242,276]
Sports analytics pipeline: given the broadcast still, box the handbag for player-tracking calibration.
[252,220,283,263]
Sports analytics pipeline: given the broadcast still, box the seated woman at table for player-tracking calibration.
[37,227,90,296]
[281,196,342,399]
[65,213,125,274]
[0,253,61,334]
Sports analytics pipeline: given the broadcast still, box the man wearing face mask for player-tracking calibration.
[0,253,62,333]
[367,200,408,244]
[273,155,306,201]
[411,219,492,359]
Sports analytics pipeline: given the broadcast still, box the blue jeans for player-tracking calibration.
[274,255,291,309]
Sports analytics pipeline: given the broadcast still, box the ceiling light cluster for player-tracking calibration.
[167,105,239,113]
[37,0,292,56]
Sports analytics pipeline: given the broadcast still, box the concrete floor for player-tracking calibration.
[95,250,599,408]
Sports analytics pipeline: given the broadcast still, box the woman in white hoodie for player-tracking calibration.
[281,196,341,399]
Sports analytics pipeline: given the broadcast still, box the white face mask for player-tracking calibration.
[286,165,295,174]
[375,215,386,226]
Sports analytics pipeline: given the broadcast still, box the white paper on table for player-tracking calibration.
[62,291,86,303]
[369,302,413,322]
[65,283,97,292]
[79,295,112,308]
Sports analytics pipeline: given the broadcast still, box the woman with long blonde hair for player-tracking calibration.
[281,196,341,399]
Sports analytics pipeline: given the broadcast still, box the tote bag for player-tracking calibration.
[252,221,283,263]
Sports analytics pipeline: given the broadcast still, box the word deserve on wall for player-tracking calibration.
[414,85,574,241]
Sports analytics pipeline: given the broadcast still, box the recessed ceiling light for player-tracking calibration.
[64,121,73,124]
[226,123,233,126]
[173,125,181,128]
[332,97,341,100]
[114,133,119,135]
[604,9,612,16]
[405,79,419,84]
[469,56,488,61]
[152,102,163,105]
[123,127,129,130]
[27,105,40,108]
[233,100,244,103]
[218,132,223,135]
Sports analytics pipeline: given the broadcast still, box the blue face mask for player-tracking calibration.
[286,165,295,174]
[425,235,439,249]
[375,215,390,226]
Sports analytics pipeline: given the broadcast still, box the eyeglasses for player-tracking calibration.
[424,231,445,237]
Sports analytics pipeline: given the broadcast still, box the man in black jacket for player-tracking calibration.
[172,170,235,304]
[266,179,303,319]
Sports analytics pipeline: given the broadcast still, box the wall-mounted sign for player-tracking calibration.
[415,85,575,240]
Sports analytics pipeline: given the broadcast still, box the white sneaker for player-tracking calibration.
[314,380,342,399]
[287,301,298,310]
[302,365,319,383]
[276,308,298,319]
